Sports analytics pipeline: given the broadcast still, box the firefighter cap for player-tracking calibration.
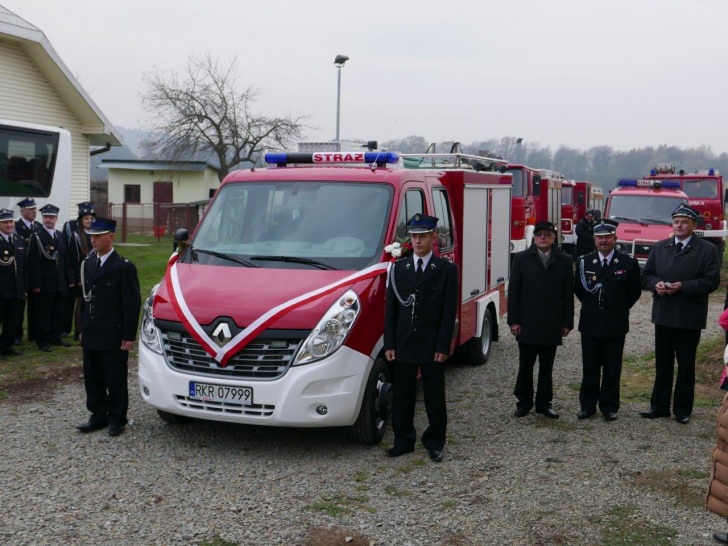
[87,217,116,235]
[533,220,557,235]
[593,219,619,236]
[0,208,14,221]
[39,204,59,217]
[671,204,699,222]
[407,213,439,233]
[76,201,94,218]
[17,197,36,209]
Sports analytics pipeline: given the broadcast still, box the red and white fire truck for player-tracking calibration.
[603,178,689,266]
[561,180,604,257]
[645,164,727,256]
[503,164,563,254]
[138,149,512,445]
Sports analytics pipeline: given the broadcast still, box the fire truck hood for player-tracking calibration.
[152,264,382,329]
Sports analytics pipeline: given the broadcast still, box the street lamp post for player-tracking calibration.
[334,54,349,142]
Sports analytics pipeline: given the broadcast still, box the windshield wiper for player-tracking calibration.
[250,255,337,270]
[612,216,647,226]
[191,248,259,268]
[639,218,672,225]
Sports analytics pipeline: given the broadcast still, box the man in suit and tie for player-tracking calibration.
[640,204,721,424]
[0,208,25,356]
[574,220,641,421]
[76,218,141,437]
[384,213,458,462]
[26,204,73,352]
[13,197,42,344]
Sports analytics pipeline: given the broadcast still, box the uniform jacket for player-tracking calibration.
[707,391,728,518]
[14,218,41,244]
[641,236,720,330]
[27,228,72,292]
[508,244,574,346]
[575,249,641,337]
[0,232,25,299]
[66,228,92,285]
[575,217,595,256]
[81,250,141,351]
[384,254,458,363]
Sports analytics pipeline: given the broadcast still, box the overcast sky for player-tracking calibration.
[5,0,728,153]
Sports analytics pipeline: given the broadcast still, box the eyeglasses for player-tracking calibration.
[534,232,554,238]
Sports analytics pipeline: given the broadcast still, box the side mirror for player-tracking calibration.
[173,228,189,252]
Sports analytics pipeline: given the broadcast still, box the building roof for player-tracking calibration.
[0,5,122,146]
[99,159,219,172]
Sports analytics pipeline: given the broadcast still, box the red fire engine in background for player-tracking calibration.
[503,164,563,254]
[561,180,604,257]
[645,164,727,256]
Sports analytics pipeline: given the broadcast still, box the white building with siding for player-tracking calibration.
[0,5,121,220]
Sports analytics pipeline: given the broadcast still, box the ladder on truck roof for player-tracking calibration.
[400,142,508,172]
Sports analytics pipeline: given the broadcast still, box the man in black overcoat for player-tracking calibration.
[13,197,42,343]
[76,218,141,437]
[575,209,596,256]
[0,208,26,356]
[574,220,641,421]
[26,204,73,352]
[640,204,720,424]
[508,220,574,419]
[384,213,458,462]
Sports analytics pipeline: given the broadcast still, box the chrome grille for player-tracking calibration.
[174,394,274,417]
[161,329,305,380]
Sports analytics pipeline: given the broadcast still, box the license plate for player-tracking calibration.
[189,382,253,405]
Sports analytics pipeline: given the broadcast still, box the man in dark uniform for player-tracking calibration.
[384,213,458,462]
[13,197,42,344]
[76,218,141,437]
[575,209,596,256]
[640,204,720,424]
[574,220,641,421]
[26,204,73,352]
[0,208,26,356]
[61,202,95,340]
[509,220,574,419]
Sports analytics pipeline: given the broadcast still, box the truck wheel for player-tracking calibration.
[351,357,391,445]
[156,409,192,425]
[464,308,493,366]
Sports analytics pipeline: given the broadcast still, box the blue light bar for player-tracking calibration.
[617,179,637,187]
[264,151,399,166]
[618,179,681,189]
[710,168,715,175]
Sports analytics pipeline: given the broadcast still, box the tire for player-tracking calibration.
[156,409,192,425]
[351,357,391,445]
[463,308,493,366]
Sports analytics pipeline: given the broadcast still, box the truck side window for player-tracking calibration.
[396,189,424,240]
[432,188,453,248]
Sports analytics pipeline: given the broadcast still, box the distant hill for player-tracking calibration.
[90,126,147,182]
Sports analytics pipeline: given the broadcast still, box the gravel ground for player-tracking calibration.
[2,290,728,546]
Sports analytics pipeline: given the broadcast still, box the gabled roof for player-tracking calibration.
[0,5,122,146]
[99,159,219,172]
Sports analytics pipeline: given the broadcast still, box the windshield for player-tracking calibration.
[191,181,393,270]
[561,186,573,205]
[667,178,718,199]
[607,195,687,224]
[505,168,525,197]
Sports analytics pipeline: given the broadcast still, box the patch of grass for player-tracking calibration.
[308,494,369,517]
[442,499,457,508]
[630,468,707,508]
[600,504,676,545]
[302,526,370,546]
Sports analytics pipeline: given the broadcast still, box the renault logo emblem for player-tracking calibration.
[211,322,232,347]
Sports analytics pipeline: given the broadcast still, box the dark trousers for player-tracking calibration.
[579,335,625,414]
[61,286,79,336]
[391,360,447,451]
[16,295,35,341]
[32,291,64,348]
[514,343,557,411]
[82,348,129,426]
[0,298,21,350]
[651,325,701,418]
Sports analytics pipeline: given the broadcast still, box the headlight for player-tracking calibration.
[293,289,360,365]
[140,283,163,354]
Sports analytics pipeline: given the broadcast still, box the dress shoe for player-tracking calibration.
[76,421,108,433]
[514,407,530,418]
[639,409,670,419]
[428,449,444,462]
[676,416,690,425]
[51,339,72,347]
[108,424,125,437]
[536,408,559,419]
[38,345,52,353]
[714,531,728,544]
[604,412,618,422]
[577,410,595,420]
[386,445,414,458]
[1,348,23,356]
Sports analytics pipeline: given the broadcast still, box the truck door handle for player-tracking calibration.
[470,289,480,295]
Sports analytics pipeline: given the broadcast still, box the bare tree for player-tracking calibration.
[142,53,306,181]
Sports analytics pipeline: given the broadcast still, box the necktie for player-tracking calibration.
[416,258,424,278]
[97,257,102,269]
[675,241,684,252]
[602,258,608,268]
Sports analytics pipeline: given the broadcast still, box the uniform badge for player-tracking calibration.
[48,245,54,252]
[2,250,7,256]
